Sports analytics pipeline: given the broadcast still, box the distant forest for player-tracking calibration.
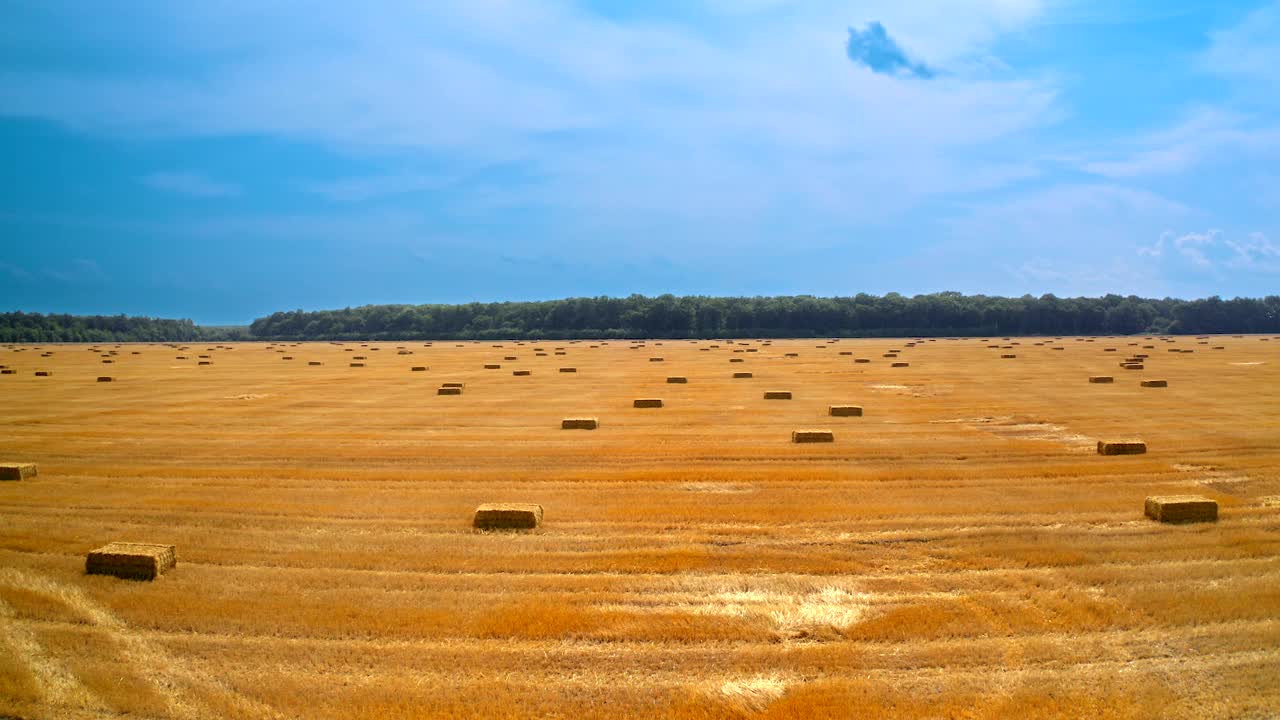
[4,294,1279,343]
[0,312,210,343]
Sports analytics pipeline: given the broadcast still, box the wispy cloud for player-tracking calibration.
[846,22,935,79]
[1141,230,1279,272]
[299,174,450,203]
[142,171,240,198]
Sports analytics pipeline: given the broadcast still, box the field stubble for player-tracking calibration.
[1,336,1278,718]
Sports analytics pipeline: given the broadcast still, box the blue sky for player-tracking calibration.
[2,1,1278,324]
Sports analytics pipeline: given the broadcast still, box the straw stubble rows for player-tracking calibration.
[1,336,1278,719]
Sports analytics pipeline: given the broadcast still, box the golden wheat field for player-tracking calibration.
[1,336,1279,719]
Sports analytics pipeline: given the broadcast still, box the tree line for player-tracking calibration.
[4,294,1278,343]
[247,293,1280,340]
[0,312,206,343]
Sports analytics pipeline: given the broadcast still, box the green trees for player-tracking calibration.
[0,312,203,343]
[243,293,1280,340]
[5,294,1277,342]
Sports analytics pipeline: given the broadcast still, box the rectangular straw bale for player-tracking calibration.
[437,386,462,395]
[96,376,113,382]
[513,370,532,376]
[559,367,577,373]
[1098,440,1146,455]
[34,371,51,376]
[732,371,753,378]
[85,542,176,580]
[441,382,464,388]
[649,357,664,362]
[792,429,834,443]
[1122,363,1144,370]
[473,503,543,529]
[891,362,910,367]
[666,376,687,383]
[485,364,501,369]
[854,358,871,363]
[1088,376,1114,383]
[1140,379,1168,387]
[349,362,363,367]
[763,390,792,400]
[561,417,599,429]
[0,463,37,480]
[1144,496,1217,523]
[309,361,323,366]
[633,398,664,408]
[829,405,863,416]
[411,366,427,371]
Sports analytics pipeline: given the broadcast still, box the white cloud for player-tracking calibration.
[1141,229,1279,273]
[142,171,241,198]
[1200,0,1280,94]
[0,1,1060,246]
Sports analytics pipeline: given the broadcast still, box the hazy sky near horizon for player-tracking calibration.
[2,1,1279,324]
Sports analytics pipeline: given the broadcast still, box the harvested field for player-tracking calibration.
[0,337,1278,719]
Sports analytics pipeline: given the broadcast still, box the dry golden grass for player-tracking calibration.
[1,335,1279,718]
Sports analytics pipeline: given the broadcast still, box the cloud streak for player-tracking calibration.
[143,171,240,198]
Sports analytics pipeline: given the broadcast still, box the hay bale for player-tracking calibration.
[282,356,293,360]
[792,429,834,443]
[1145,496,1217,523]
[649,357,664,362]
[561,417,599,429]
[1140,379,1168,387]
[513,370,532,376]
[309,361,323,366]
[1000,354,1016,359]
[0,369,14,375]
[441,382,464,388]
[666,376,687,384]
[1122,363,1144,370]
[96,376,113,383]
[839,351,853,356]
[34,371,51,376]
[558,367,577,373]
[1088,376,1114,383]
[829,405,863,417]
[732,371,753,379]
[349,362,364,367]
[504,356,518,361]
[0,463,37,481]
[85,542,176,580]
[1098,440,1146,456]
[854,358,871,364]
[473,503,544,530]
[891,362,910,367]
[484,364,501,369]
[411,366,427,372]
[633,398,664,408]
[763,390,792,400]
[437,387,462,395]
[101,359,113,364]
